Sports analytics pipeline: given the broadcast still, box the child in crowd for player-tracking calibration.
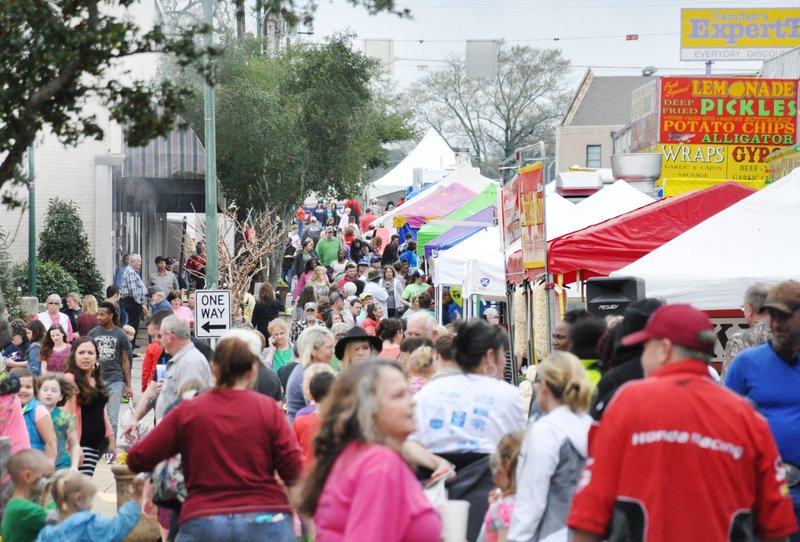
[12,369,57,461]
[294,370,336,469]
[25,320,47,376]
[35,470,143,542]
[122,325,136,353]
[3,322,30,370]
[38,373,82,470]
[479,432,524,542]
[0,449,55,542]
[407,345,435,394]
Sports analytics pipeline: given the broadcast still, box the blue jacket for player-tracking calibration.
[36,501,140,542]
[23,398,45,451]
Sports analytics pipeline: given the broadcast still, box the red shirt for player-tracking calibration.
[567,360,797,541]
[127,388,303,524]
[140,342,164,392]
[294,411,322,469]
[360,213,377,232]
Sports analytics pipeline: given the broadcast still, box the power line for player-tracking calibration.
[331,0,800,11]
[388,32,678,43]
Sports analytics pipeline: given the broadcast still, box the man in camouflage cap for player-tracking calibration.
[726,280,800,534]
[721,282,772,377]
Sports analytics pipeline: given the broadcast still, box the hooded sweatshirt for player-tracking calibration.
[508,405,591,542]
[35,501,139,542]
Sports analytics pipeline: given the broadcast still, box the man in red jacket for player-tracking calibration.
[568,304,797,542]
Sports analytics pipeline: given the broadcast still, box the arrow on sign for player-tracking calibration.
[201,321,227,334]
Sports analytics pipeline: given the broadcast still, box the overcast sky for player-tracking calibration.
[300,0,800,89]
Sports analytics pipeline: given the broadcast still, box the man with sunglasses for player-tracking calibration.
[726,280,800,541]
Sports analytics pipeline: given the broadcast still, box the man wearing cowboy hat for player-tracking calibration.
[362,268,389,315]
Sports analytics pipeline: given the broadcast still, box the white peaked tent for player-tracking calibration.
[547,180,655,239]
[463,251,507,300]
[371,163,496,228]
[462,193,577,297]
[434,227,501,286]
[612,169,800,309]
[367,128,456,200]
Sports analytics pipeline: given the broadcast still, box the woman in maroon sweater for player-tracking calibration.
[127,334,303,541]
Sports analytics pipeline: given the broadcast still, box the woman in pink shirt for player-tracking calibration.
[299,360,441,542]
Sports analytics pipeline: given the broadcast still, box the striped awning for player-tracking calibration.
[123,121,205,180]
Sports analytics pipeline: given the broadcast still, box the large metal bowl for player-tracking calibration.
[611,153,662,182]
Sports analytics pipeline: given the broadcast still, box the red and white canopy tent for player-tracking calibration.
[546,181,756,285]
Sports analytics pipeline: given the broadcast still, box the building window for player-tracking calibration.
[586,145,602,168]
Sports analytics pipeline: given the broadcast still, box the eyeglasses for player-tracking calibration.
[48,302,60,306]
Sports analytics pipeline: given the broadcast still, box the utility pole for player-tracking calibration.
[203,0,218,289]
[28,144,36,296]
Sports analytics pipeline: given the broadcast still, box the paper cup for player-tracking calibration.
[437,499,470,542]
[156,364,167,382]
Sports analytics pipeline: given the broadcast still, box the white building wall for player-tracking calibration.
[0,1,160,289]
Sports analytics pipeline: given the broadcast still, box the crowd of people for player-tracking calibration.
[0,193,799,542]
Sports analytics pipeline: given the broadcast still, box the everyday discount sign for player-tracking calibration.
[658,77,798,181]
[681,8,800,61]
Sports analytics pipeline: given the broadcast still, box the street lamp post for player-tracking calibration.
[203,0,218,289]
[28,144,36,296]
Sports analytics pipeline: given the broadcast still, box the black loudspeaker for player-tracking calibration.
[586,276,646,317]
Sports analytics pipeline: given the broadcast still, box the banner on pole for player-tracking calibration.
[520,163,545,269]
[501,173,521,250]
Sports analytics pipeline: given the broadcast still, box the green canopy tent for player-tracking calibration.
[416,184,497,258]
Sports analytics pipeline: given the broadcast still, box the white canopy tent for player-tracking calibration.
[463,251,507,300]
[461,194,576,298]
[547,180,654,239]
[434,227,501,286]
[611,170,800,310]
[366,128,456,200]
[371,163,496,228]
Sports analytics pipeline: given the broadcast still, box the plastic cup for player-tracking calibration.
[156,364,167,382]
[437,499,470,542]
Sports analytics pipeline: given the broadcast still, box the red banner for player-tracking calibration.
[520,163,545,269]
[501,174,521,250]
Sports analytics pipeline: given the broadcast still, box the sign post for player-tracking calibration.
[194,290,231,339]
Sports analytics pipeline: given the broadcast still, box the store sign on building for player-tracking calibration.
[681,8,800,61]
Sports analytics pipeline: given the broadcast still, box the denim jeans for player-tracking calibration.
[281,268,294,287]
[176,512,295,542]
[119,303,128,327]
[105,380,124,442]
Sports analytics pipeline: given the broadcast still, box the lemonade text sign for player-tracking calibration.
[658,77,799,181]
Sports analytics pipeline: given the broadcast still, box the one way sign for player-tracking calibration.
[194,290,231,338]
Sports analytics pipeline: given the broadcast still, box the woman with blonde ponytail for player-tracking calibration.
[507,351,593,542]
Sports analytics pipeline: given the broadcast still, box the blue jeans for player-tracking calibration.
[176,512,295,542]
[119,303,128,327]
[281,267,294,287]
[296,219,304,237]
[105,380,124,442]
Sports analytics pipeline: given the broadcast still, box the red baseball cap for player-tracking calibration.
[621,304,715,353]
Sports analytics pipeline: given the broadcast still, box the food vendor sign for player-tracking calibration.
[501,173,521,250]
[519,163,545,269]
[658,77,798,181]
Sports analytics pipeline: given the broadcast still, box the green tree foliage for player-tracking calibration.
[175,34,414,217]
[11,260,80,305]
[38,199,104,297]
[409,45,571,175]
[0,1,213,205]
